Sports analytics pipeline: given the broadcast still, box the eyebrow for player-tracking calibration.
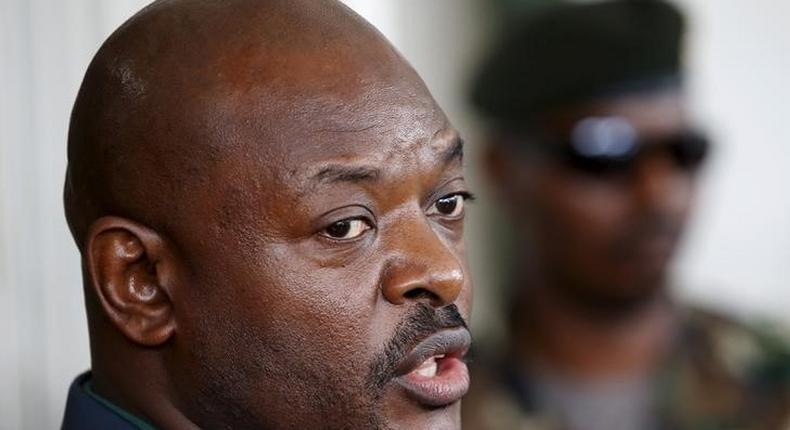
[310,165,381,185]
[443,136,465,164]
[306,135,464,187]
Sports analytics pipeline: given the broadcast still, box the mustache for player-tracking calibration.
[612,216,683,251]
[367,303,468,390]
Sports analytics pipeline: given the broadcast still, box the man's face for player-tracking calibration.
[493,90,701,306]
[158,80,473,429]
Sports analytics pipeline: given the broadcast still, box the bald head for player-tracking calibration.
[65,0,429,250]
[65,1,472,429]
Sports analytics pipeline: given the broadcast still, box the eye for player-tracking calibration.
[427,192,473,218]
[321,218,371,240]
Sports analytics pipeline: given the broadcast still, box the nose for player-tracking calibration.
[379,213,466,308]
[633,151,694,216]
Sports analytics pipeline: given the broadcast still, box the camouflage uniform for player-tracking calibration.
[463,308,790,430]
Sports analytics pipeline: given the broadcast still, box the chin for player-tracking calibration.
[377,385,463,430]
[385,401,462,430]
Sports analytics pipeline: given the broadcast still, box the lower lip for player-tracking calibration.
[395,356,470,408]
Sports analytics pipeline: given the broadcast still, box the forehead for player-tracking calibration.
[544,89,688,138]
[202,72,455,185]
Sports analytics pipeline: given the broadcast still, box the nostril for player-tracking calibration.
[403,288,439,302]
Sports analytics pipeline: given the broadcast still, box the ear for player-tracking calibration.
[85,216,177,346]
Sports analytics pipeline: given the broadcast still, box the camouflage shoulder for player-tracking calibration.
[684,305,790,381]
[463,354,560,430]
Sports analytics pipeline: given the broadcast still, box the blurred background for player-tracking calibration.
[1,0,788,428]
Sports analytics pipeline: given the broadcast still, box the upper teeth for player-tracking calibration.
[414,354,445,378]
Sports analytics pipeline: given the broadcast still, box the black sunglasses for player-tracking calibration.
[510,116,711,176]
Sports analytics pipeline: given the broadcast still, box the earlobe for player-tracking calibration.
[86,216,176,346]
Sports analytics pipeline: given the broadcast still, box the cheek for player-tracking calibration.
[222,244,381,357]
[672,177,697,219]
[532,171,631,248]
[173,242,389,421]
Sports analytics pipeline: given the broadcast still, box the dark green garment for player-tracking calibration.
[61,372,159,430]
[83,379,158,430]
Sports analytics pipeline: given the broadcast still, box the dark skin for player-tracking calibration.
[487,89,697,378]
[65,1,472,428]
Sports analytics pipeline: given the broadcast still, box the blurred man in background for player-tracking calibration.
[462,1,790,429]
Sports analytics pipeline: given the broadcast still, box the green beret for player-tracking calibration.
[471,0,686,126]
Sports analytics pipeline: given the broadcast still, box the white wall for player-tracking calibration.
[1,1,153,428]
[672,0,790,323]
[1,0,788,428]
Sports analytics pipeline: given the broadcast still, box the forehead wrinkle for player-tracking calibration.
[366,124,462,177]
[294,161,382,198]
[287,131,462,205]
[303,88,431,136]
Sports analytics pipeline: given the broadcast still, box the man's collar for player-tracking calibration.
[61,371,158,430]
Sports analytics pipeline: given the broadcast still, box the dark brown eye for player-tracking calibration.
[428,194,465,218]
[321,219,370,240]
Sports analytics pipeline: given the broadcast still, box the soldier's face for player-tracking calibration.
[493,90,701,305]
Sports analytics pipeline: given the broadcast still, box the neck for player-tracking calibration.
[511,280,677,381]
[90,330,201,430]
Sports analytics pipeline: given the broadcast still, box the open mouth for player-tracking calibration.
[394,328,471,408]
